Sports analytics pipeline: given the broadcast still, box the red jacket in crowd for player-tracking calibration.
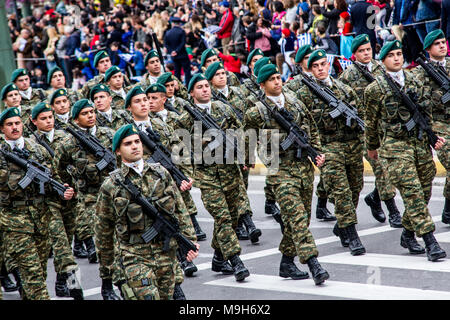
[217,8,234,39]
[219,52,241,73]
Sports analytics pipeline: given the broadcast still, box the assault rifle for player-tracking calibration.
[152,32,166,72]
[211,89,243,121]
[415,53,450,104]
[381,68,439,148]
[164,100,181,115]
[26,124,55,157]
[353,62,375,83]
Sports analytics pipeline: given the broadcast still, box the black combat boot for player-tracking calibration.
[265,200,280,215]
[422,232,447,262]
[332,222,349,247]
[66,268,84,300]
[229,254,250,282]
[316,197,337,221]
[384,198,402,228]
[177,249,198,277]
[173,284,186,300]
[101,279,121,300]
[11,268,25,299]
[365,188,386,223]
[239,213,262,244]
[442,198,450,224]
[55,273,70,297]
[306,256,329,285]
[73,235,88,259]
[235,219,249,240]
[400,229,425,254]
[211,249,234,275]
[279,254,309,280]
[83,237,97,263]
[272,210,285,233]
[344,224,366,256]
[0,265,18,292]
[190,214,206,241]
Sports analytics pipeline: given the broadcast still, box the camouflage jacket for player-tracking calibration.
[285,73,305,93]
[212,86,248,122]
[46,87,80,105]
[95,161,196,267]
[141,72,189,100]
[165,97,186,115]
[29,128,67,154]
[19,88,47,112]
[96,108,128,131]
[338,60,384,97]
[78,73,132,99]
[239,75,259,99]
[298,77,364,144]
[201,68,241,87]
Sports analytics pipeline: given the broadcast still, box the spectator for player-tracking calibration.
[284,0,299,24]
[443,0,450,39]
[276,52,292,81]
[319,0,347,36]
[309,4,326,42]
[314,20,339,54]
[30,67,47,89]
[105,21,122,48]
[121,21,134,49]
[12,28,33,70]
[350,0,377,56]
[218,45,242,75]
[133,42,146,77]
[43,26,60,71]
[280,27,296,67]
[271,1,287,41]
[257,0,273,21]
[217,1,235,55]
[415,0,441,44]
[254,18,273,57]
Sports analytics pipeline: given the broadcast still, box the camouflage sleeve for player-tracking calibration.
[297,86,315,112]
[173,110,194,131]
[224,103,242,129]
[53,136,75,187]
[243,106,265,166]
[364,82,382,150]
[301,106,322,153]
[338,67,352,86]
[348,85,364,120]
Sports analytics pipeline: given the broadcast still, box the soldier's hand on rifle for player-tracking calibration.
[180,178,193,192]
[434,136,446,150]
[63,184,75,200]
[368,149,378,160]
[186,243,200,262]
[315,154,325,167]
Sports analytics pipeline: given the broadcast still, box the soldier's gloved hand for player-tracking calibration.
[179,178,193,192]
[186,243,200,262]
[434,136,446,150]
[63,184,75,200]
[367,149,378,160]
[315,154,325,167]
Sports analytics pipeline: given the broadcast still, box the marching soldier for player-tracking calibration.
[10,68,47,112]
[244,63,330,285]
[156,72,187,114]
[200,48,241,87]
[46,66,80,105]
[297,50,366,255]
[364,40,447,261]
[49,89,73,130]
[339,34,402,227]
[90,84,128,131]
[103,66,133,110]
[1,83,21,110]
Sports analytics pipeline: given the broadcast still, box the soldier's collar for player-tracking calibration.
[196,101,212,114]
[355,60,373,72]
[122,158,144,176]
[56,112,70,123]
[216,85,229,98]
[266,93,285,109]
[430,57,446,67]
[19,87,32,100]
[5,136,25,150]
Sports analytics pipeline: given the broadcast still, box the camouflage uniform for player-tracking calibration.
[109,86,135,110]
[165,97,187,115]
[96,109,129,131]
[46,87,79,105]
[79,74,132,100]
[19,88,47,112]
[244,92,321,263]
[298,77,364,228]
[141,73,189,100]
[364,70,436,236]
[201,67,241,88]
[95,162,196,300]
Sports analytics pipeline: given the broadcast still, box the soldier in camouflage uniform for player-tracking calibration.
[411,29,450,224]
[339,34,402,227]
[1,83,33,137]
[199,48,241,87]
[175,73,252,281]
[0,107,75,299]
[103,66,134,110]
[90,84,128,131]
[364,40,447,262]
[285,45,337,222]
[11,69,47,113]
[30,102,83,299]
[54,99,121,299]
[244,64,330,285]
[46,66,80,105]
[297,50,366,255]
[157,72,188,114]
[95,124,199,300]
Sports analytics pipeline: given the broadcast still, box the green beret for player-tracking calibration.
[104,66,122,83]
[31,102,52,120]
[254,57,271,77]
[157,72,176,85]
[379,40,403,61]
[47,66,63,84]
[125,86,146,108]
[50,88,68,105]
[11,68,28,82]
[187,73,208,92]
[423,29,446,50]
[246,48,264,66]
[144,50,159,67]
[307,49,327,69]
[89,84,110,101]
[351,34,371,53]
[112,124,140,152]
[205,62,225,80]
[71,99,94,119]
[200,48,217,68]
[257,64,279,84]
[145,83,167,94]
[94,50,109,68]
[1,83,19,100]
[295,45,313,63]
[0,107,21,126]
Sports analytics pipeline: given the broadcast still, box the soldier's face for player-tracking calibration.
[354,43,372,64]
[93,92,112,112]
[310,58,330,80]
[75,107,96,128]
[128,94,150,121]
[117,134,143,163]
[165,81,176,98]
[15,75,30,91]
[212,69,227,89]
[108,73,124,90]
[205,56,220,69]
[52,96,70,115]
[98,57,112,74]
[301,54,312,71]
[4,90,21,108]
[147,92,167,113]
[1,116,23,140]
[250,55,264,73]
[261,73,282,96]
[51,71,66,89]
[32,110,54,132]
[428,38,448,60]
[146,57,161,76]
[191,80,211,104]
[383,49,404,72]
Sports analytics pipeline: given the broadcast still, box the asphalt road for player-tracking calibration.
[2,175,449,301]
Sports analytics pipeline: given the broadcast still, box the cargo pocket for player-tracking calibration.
[127,202,145,233]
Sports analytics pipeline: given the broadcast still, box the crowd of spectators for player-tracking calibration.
[6,0,448,88]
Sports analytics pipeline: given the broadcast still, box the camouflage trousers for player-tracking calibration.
[75,195,97,241]
[321,140,364,228]
[239,165,254,217]
[434,121,449,199]
[118,243,177,300]
[264,176,277,202]
[271,161,319,264]
[364,145,396,201]
[315,174,328,200]
[379,137,436,237]
[3,230,50,300]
